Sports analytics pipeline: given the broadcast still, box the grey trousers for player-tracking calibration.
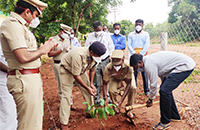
[94,57,110,103]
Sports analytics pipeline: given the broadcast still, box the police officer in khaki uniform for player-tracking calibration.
[0,0,57,130]
[103,50,137,117]
[48,24,76,110]
[59,41,106,130]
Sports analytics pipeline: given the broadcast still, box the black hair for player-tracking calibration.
[130,54,143,66]
[113,23,121,28]
[59,28,64,31]
[89,41,106,56]
[135,19,144,24]
[93,21,102,29]
[15,0,38,15]
[103,25,108,28]
[89,45,96,55]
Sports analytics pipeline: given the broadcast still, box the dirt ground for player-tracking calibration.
[41,54,195,130]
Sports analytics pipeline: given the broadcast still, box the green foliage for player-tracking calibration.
[83,98,116,124]
[0,0,123,43]
[184,69,200,84]
[167,0,200,43]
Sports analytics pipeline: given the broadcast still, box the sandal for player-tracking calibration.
[152,122,170,130]
[126,111,136,126]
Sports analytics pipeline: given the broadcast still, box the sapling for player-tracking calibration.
[83,98,116,125]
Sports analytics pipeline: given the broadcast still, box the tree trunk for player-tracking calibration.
[72,0,76,33]
[75,3,92,36]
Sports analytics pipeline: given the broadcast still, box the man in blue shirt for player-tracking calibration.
[128,19,150,95]
[111,23,126,50]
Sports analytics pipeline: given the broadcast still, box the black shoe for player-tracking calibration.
[95,101,100,106]
[145,92,150,96]
[86,113,92,118]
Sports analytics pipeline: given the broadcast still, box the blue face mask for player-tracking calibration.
[60,34,64,39]
[105,31,108,33]
[138,67,144,72]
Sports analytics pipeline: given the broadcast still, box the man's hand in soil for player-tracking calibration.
[146,98,153,107]
[90,84,97,95]
[116,100,122,113]
[88,87,97,96]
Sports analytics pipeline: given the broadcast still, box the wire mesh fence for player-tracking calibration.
[149,18,200,130]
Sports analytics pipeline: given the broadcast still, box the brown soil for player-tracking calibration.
[41,56,193,130]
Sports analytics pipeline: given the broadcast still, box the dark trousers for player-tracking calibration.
[94,57,110,103]
[159,69,193,124]
[134,69,149,93]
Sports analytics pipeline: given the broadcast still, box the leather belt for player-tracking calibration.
[54,60,61,64]
[8,68,40,75]
[101,56,110,62]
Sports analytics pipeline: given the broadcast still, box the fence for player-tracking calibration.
[149,18,200,130]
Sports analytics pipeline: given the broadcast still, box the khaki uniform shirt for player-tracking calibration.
[0,12,41,71]
[51,35,73,61]
[61,47,97,75]
[103,59,133,82]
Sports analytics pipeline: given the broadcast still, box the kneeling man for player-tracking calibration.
[103,50,137,117]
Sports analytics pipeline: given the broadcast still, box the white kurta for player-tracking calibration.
[0,42,18,130]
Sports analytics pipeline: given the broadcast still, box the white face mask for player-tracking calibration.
[70,34,74,38]
[114,30,120,35]
[29,17,40,28]
[113,65,121,72]
[135,25,142,32]
[94,31,102,37]
[61,33,69,39]
[92,56,101,63]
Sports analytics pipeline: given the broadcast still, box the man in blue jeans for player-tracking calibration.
[130,51,195,130]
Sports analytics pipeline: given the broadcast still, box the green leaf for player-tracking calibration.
[82,102,89,105]
[107,104,116,107]
[94,108,97,117]
[91,104,99,108]
[98,108,103,122]
[102,108,107,119]
[105,106,110,114]
[108,107,115,116]
[90,110,96,118]
[100,98,105,106]
[83,102,91,113]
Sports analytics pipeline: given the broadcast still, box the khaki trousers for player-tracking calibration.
[7,70,43,130]
[109,76,137,107]
[53,63,62,100]
[59,66,94,125]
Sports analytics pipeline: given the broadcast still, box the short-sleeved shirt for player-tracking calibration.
[50,35,73,61]
[61,47,97,75]
[103,59,133,82]
[0,12,41,71]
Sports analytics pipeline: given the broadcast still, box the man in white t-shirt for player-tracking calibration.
[0,41,18,130]
[85,21,115,105]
